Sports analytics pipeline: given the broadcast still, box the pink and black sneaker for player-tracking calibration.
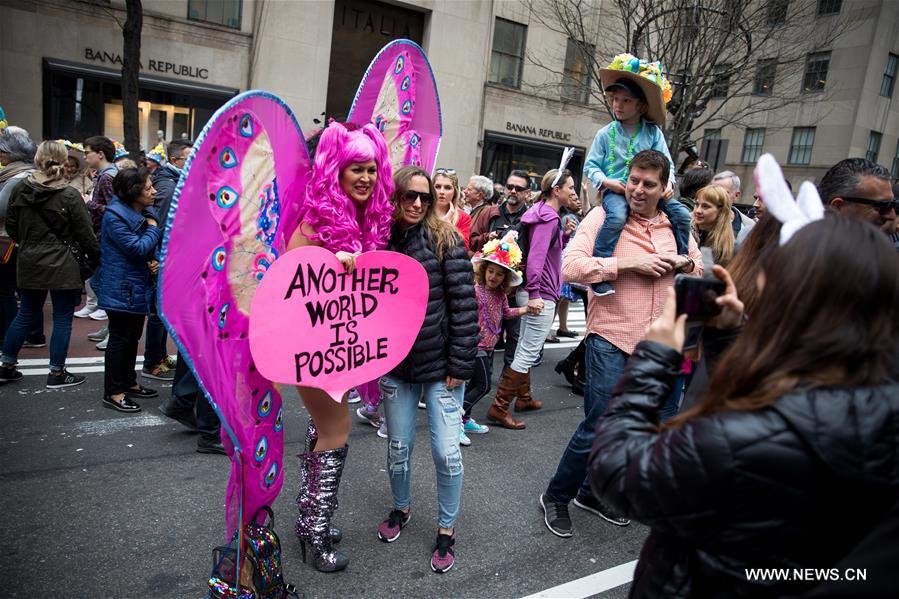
[430,531,455,573]
[378,509,411,542]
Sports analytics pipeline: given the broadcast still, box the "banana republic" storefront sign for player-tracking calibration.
[83,48,210,80]
[506,121,572,142]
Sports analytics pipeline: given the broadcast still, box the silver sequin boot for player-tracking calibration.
[301,418,343,544]
[295,445,349,572]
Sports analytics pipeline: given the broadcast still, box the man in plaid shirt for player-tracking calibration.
[83,136,118,235]
[540,150,703,538]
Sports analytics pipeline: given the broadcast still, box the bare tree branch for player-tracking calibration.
[525,0,861,157]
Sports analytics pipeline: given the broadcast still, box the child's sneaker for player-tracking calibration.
[347,388,362,404]
[590,281,615,297]
[463,417,489,434]
[430,531,455,573]
[459,427,472,447]
[377,421,388,439]
[417,400,426,409]
[378,509,411,542]
[356,405,383,428]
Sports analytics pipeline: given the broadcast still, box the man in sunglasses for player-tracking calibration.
[819,158,896,234]
[469,170,533,365]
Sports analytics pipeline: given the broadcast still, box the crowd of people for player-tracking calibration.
[1,49,898,595]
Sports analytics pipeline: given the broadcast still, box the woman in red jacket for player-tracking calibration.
[434,168,471,250]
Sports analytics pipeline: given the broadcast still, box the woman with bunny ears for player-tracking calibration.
[286,120,395,573]
[587,156,899,597]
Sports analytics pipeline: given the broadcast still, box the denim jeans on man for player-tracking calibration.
[511,298,557,374]
[381,375,464,529]
[1,288,79,371]
[545,334,628,504]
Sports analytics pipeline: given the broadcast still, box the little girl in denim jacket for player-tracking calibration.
[584,54,692,296]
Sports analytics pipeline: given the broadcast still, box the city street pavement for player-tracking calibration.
[0,306,646,598]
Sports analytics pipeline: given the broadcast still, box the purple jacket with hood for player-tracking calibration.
[521,199,563,302]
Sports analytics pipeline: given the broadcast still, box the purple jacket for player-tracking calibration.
[521,200,563,302]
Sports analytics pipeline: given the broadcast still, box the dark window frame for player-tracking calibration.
[767,0,789,25]
[741,128,766,163]
[816,0,842,16]
[561,38,594,104]
[788,126,816,165]
[881,53,898,98]
[865,131,882,164]
[489,17,528,89]
[710,63,732,99]
[802,51,830,93]
[187,0,242,30]
[753,59,777,95]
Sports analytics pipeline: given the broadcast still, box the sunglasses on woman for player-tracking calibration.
[434,168,456,175]
[401,190,433,206]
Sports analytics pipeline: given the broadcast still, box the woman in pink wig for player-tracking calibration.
[286,121,394,572]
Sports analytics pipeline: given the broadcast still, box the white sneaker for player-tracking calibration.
[74,306,96,318]
[417,400,426,409]
[89,309,108,321]
[96,334,109,350]
[459,428,472,447]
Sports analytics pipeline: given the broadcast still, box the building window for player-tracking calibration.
[561,39,593,104]
[753,59,777,95]
[865,131,882,164]
[489,18,527,88]
[704,128,722,141]
[788,127,816,164]
[741,128,766,163]
[817,0,841,15]
[767,0,789,25]
[891,141,899,180]
[802,51,830,92]
[188,0,241,29]
[710,64,731,98]
[881,53,898,98]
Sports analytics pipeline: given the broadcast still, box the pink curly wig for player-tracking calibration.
[298,122,395,253]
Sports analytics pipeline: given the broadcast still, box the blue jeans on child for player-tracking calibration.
[380,375,464,529]
[591,191,692,294]
[1,288,80,371]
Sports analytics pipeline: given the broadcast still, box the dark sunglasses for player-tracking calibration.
[840,196,899,216]
[401,190,432,205]
[506,183,528,192]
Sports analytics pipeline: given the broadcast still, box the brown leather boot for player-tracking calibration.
[515,371,544,412]
[486,368,526,430]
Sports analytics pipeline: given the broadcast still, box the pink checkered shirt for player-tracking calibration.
[562,206,703,355]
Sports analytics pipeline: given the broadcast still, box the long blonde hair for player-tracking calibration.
[34,140,67,181]
[393,165,460,261]
[694,185,735,265]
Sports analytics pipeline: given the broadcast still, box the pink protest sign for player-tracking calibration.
[249,246,428,399]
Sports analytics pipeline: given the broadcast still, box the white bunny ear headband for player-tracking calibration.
[551,147,576,187]
[754,153,824,245]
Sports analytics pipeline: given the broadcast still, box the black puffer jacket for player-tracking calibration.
[387,223,478,383]
[589,337,899,598]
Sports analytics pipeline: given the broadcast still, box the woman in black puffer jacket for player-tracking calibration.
[588,216,899,598]
[377,165,478,574]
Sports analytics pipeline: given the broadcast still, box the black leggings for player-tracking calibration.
[462,350,494,417]
[104,310,145,396]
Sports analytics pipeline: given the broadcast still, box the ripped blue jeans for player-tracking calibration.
[380,375,464,529]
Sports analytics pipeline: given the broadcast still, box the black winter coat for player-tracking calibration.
[589,337,899,598]
[387,223,478,383]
